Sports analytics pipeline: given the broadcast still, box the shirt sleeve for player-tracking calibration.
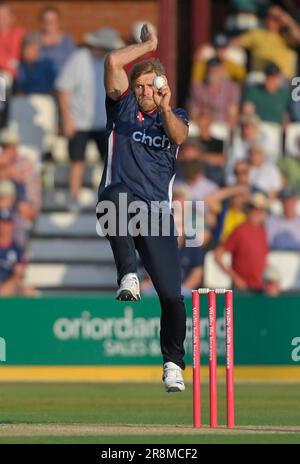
[242,84,255,104]
[173,107,189,126]
[105,89,133,122]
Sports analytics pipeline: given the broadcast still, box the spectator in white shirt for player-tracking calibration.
[226,113,278,184]
[266,186,300,251]
[248,143,283,198]
[55,27,124,211]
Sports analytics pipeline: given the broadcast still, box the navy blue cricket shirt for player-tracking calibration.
[99,89,188,204]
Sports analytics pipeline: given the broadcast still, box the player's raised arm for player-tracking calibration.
[104,24,158,100]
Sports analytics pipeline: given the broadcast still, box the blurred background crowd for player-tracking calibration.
[1,0,300,297]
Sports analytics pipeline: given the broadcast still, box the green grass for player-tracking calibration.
[1,434,300,444]
[0,382,299,443]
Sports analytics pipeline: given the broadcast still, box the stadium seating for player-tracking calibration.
[25,161,117,293]
[188,120,230,142]
[10,94,57,156]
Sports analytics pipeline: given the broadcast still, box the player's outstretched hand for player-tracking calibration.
[140,23,158,51]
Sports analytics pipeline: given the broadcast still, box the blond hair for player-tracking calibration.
[130,59,165,87]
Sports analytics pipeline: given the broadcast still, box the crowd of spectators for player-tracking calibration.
[0,2,128,294]
[0,1,300,296]
[178,1,300,296]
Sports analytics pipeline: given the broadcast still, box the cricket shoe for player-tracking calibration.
[116,273,141,301]
[163,362,185,392]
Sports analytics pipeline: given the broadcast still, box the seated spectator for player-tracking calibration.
[176,157,219,201]
[262,264,281,297]
[278,137,300,194]
[190,107,225,186]
[177,141,201,162]
[266,186,300,251]
[226,113,279,184]
[231,5,300,78]
[191,33,246,84]
[214,192,269,291]
[229,0,270,19]
[0,2,25,78]
[225,0,269,35]
[188,57,240,128]
[176,153,220,244]
[0,178,17,216]
[242,62,290,124]
[0,127,41,245]
[231,159,251,187]
[39,6,75,77]
[141,186,205,295]
[55,27,124,210]
[248,144,283,198]
[0,178,31,249]
[0,209,35,296]
[15,32,56,95]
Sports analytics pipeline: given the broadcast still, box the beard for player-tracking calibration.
[138,97,157,113]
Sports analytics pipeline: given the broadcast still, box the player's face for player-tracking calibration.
[134,72,157,112]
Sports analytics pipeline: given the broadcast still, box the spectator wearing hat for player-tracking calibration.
[0,208,35,296]
[266,186,300,251]
[231,5,300,78]
[56,27,125,210]
[262,264,281,297]
[248,143,283,199]
[278,136,300,194]
[38,6,75,77]
[214,192,269,291]
[15,32,56,95]
[242,62,291,124]
[188,57,240,127]
[191,33,246,84]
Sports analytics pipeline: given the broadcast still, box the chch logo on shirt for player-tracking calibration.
[132,130,171,149]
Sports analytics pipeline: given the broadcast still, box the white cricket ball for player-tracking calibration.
[153,76,166,89]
